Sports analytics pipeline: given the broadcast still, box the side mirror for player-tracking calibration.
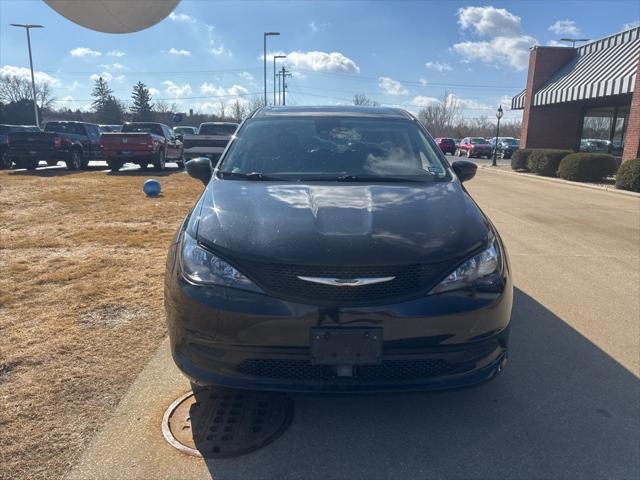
[186,157,212,185]
[452,160,477,183]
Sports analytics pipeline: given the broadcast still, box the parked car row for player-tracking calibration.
[434,136,521,160]
[0,120,238,171]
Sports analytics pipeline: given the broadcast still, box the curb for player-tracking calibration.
[479,165,640,198]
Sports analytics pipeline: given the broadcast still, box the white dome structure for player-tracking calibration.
[44,0,181,34]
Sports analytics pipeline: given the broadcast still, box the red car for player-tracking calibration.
[457,137,493,159]
[435,137,456,155]
[101,122,183,171]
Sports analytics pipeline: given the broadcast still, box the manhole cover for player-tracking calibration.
[162,387,294,458]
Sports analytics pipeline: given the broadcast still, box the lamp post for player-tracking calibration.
[263,32,280,105]
[10,23,44,127]
[273,55,286,106]
[492,105,504,167]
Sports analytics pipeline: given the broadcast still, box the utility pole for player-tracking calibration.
[277,71,281,105]
[11,23,44,127]
[280,67,291,106]
[273,55,286,106]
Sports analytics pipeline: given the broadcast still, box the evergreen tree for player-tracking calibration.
[130,81,154,121]
[91,76,113,113]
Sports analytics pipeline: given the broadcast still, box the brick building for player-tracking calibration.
[511,27,640,162]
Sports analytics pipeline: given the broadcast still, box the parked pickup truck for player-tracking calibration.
[101,122,183,171]
[1,124,41,169]
[182,122,238,164]
[7,121,102,170]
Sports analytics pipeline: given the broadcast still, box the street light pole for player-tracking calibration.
[273,55,286,106]
[11,23,44,127]
[492,104,504,167]
[263,32,280,105]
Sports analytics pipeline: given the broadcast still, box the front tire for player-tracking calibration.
[154,149,166,171]
[67,149,83,171]
[0,150,11,169]
[107,159,122,172]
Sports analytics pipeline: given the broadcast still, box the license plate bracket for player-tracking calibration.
[310,327,382,365]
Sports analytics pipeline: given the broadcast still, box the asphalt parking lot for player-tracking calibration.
[64,167,640,480]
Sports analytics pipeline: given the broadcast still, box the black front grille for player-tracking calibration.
[234,358,470,382]
[232,261,452,305]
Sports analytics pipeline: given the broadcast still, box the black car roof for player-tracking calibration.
[252,105,414,120]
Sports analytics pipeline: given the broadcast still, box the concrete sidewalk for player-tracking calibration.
[68,170,640,480]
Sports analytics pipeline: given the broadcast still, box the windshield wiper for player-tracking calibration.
[218,171,286,181]
[334,174,429,182]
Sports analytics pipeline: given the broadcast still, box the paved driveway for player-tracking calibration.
[68,169,640,480]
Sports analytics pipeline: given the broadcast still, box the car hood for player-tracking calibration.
[195,179,490,265]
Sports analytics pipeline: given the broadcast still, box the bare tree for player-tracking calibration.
[248,95,266,112]
[352,93,379,107]
[417,92,460,137]
[217,99,227,119]
[0,75,55,109]
[229,99,247,123]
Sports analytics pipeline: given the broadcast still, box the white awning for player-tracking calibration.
[533,27,639,106]
[511,89,526,110]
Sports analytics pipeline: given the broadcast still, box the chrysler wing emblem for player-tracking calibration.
[297,276,395,287]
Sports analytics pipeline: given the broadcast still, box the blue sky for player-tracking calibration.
[1,0,638,120]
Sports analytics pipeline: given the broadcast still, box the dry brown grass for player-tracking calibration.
[0,168,202,480]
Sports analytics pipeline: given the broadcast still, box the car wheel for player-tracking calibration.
[26,159,39,170]
[67,149,82,171]
[107,159,122,172]
[154,149,166,171]
[0,150,11,169]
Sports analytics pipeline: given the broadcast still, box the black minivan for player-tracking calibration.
[165,106,512,393]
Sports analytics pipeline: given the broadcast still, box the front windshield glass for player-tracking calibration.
[470,138,489,144]
[219,116,450,181]
[502,138,519,146]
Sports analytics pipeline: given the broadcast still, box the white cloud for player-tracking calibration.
[168,48,191,57]
[67,81,83,91]
[453,6,536,71]
[210,42,225,56]
[378,77,408,96]
[238,71,255,82]
[70,47,102,57]
[0,65,60,86]
[457,6,522,37]
[547,40,569,47]
[148,87,160,96]
[107,50,126,57]
[453,35,536,70]
[623,21,640,30]
[548,20,581,36]
[411,95,440,107]
[425,61,452,72]
[169,12,196,23]
[264,50,360,74]
[200,83,250,97]
[99,63,124,71]
[309,21,331,32]
[419,78,428,86]
[163,80,192,98]
[90,72,112,82]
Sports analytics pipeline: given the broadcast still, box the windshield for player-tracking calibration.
[122,123,163,136]
[45,123,84,135]
[174,127,196,134]
[501,138,519,146]
[199,124,238,136]
[470,138,489,144]
[219,116,450,181]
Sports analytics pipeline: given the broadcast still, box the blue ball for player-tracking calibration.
[143,179,161,197]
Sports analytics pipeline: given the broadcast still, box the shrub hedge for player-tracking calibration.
[556,153,617,182]
[615,159,640,192]
[527,149,573,177]
[511,149,533,171]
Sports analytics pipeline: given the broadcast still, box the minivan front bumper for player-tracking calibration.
[165,244,513,393]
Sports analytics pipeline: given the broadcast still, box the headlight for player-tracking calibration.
[431,238,502,294]
[179,231,262,293]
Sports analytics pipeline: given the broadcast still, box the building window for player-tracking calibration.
[580,106,628,156]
